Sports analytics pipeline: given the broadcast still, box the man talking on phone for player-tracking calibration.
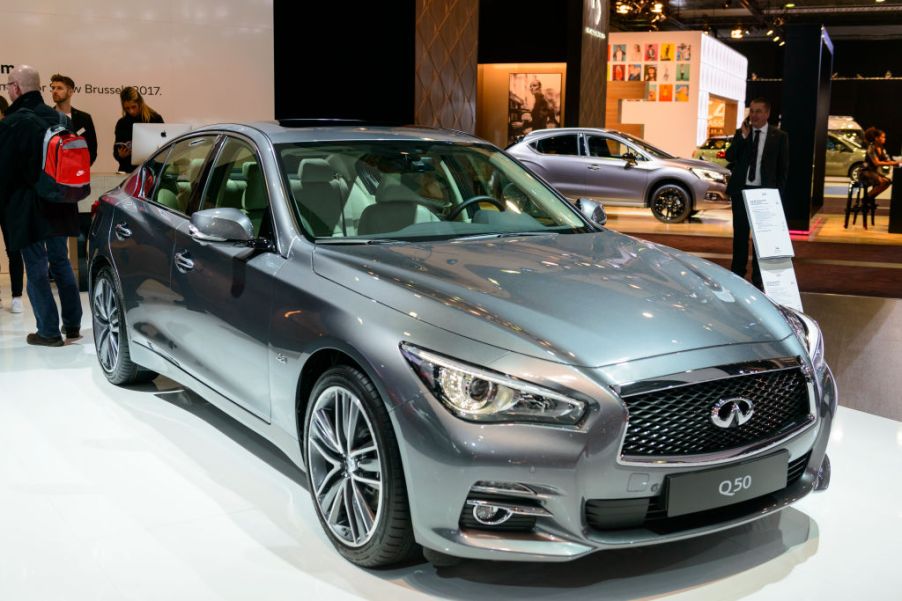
[724,97,789,289]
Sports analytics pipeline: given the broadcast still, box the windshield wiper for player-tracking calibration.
[452,231,556,242]
[316,238,408,245]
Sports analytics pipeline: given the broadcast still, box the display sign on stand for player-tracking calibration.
[743,188,803,311]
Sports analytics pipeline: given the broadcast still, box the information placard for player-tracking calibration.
[742,188,794,259]
[759,258,803,311]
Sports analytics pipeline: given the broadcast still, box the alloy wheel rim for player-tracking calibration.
[92,278,120,372]
[307,385,383,547]
[654,187,687,221]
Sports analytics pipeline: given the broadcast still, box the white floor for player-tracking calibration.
[1,292,901,600]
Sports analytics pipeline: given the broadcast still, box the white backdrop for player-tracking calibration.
[0,0,274,174]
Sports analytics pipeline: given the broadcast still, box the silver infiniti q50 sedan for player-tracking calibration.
[88,122,834,568]
[507,127,731,223]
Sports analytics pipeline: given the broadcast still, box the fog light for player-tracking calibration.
[472,503,514,525]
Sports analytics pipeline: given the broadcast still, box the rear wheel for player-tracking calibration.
[304,366,419,567]
[650,183,692,223]
[92,267,157,385]
[848,162,864,182]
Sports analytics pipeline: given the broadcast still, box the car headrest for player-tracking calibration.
[374,181,421,203]
[298,158,335,184]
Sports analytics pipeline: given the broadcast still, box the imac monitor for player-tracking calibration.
[131,123,193,165]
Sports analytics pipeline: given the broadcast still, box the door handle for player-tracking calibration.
[114,223,132,240]
[174,250,194,273]
[588,164,602,171]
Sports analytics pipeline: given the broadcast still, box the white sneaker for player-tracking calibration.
[10,297,24,314]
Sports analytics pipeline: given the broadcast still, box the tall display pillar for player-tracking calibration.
[780,25,834,231]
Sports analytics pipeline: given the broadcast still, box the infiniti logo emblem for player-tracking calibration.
[711,397,755,429]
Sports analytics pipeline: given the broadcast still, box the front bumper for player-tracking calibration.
[392,347,836,562]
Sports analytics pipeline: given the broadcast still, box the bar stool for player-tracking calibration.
[845,181,874,229]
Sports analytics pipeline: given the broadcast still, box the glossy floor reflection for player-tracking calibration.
[1,292,901,600]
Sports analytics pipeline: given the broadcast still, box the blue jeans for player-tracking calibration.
[21,236,83,339]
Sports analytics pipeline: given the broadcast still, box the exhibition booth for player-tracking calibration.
[1,1,901,600]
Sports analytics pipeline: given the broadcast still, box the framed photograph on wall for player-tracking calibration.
[644,64,658,82]
[508,73,562,146]
[675,84,689,102]
[645,43,658,61]
[677,63,690,81]
[659,84,673,102]
[628,43,643,62]
[628,64,642,81]
[676,43,692,61]
[612,44,627,62]
[646,84,657,101]
[612,64,625,81]
[660,43,674,61]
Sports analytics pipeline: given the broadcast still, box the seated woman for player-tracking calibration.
[860,127,901,202]
[113,86,164,172]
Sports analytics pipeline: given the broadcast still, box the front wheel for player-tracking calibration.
[848,162,864,182]
[304,366,419,567]
[92,267,157,385]
[650,183,692,223]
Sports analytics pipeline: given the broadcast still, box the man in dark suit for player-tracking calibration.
[49,73,97,165]
[724,97,789,289]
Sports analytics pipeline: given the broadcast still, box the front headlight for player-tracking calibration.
[400,344,586,425]
[690,167,727,184]
[778,305,825,372]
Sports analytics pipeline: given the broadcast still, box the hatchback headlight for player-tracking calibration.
[401,344,586,425]
[690,167,727,184]
[778,305,825,373]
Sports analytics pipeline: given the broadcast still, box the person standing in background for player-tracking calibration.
[0,65,82,344]
[0,94,25,313]
[113,86,163,172]
[724,98,789,289]
[49,74,98,165]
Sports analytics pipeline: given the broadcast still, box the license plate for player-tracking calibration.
[666,451,789,517]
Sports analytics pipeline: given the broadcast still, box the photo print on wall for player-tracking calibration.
[612,44,626,62]
[646,83,657,101]
[508,73,562,146]
[628,64,642,81]
[677,63,690,81]
[660,43,674,61]
[676,43,692,61]
[644,64,658,81]
[612,64,625,81]
[645,43,658,61]
[659,84,673,102]
[675,84,689,102]
[628,43,643,62]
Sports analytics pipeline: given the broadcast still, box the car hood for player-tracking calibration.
[660,156,731,173]
[312,232,791,367]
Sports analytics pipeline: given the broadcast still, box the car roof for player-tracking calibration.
[521,127,625,139]
[192,122,486,146]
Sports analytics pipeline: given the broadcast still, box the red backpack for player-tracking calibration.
[24,109,91,203]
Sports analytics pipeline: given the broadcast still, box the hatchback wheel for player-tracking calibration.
[92,267,157,385]
[304,366,418,567]
[848,162,864,182]
[650,183,692,223]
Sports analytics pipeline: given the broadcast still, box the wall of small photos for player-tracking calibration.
[608,38,692,103]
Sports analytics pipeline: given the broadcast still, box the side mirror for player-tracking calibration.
[189,207,254,242]
[623,153,638,168]
[575,198,607,226]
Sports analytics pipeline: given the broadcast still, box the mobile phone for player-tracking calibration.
[743,117,751,128]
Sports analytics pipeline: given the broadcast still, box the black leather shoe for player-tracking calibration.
[63,327,82,341]
[26,333,65,347]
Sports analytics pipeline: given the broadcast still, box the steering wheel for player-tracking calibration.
[446,195,506,220]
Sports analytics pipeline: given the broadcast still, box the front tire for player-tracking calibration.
[650,183,692,223]
[92,267,157,385]
[304,366,419,567]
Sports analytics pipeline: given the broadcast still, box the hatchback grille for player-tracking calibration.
[620,367,811,459]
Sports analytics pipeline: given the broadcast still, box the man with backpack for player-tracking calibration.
[0,65,83,346]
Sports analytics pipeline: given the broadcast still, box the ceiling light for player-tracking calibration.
[773,35,780,42]
[876,0,885,3]
[784,3,795,7]
[616,3,631,14]
[731,26,744,39]
[652,2,664,13]
[779,40,786,46]
[766,29,774,36]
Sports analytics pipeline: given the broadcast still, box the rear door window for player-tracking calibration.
[531,134,580,156]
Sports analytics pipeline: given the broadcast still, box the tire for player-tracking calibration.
[650,183,692,223]
[304,366,419,567]
[92,267,157,385]
[848,162,864,182]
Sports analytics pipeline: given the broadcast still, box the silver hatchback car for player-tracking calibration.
[507,128,731,223]
[89,122,833,568]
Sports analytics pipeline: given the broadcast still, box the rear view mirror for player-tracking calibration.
[189,207,254,242]
[575,198,607,226]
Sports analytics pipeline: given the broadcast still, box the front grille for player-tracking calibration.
[587,452,811,532]
[621,368,811,458]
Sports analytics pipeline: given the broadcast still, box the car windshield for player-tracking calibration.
[276,141,591,242]
[619,133,674,159]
